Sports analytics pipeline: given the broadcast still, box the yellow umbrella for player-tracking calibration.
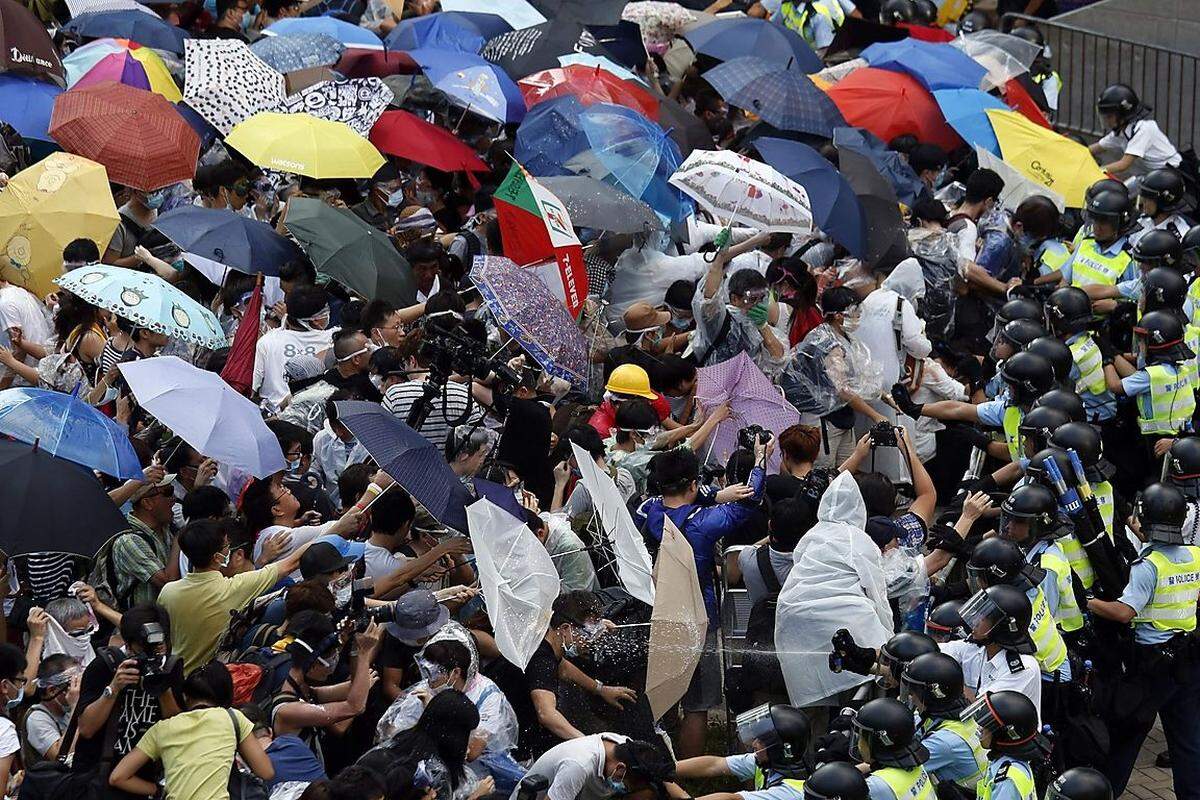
[646,516,708,721]
[128,46,183,103]
[986,108,1107,208]
[0,153,120,299]
[225,112,384,179]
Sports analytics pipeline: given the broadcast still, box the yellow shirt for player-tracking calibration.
[158,566,280,674]
[136,707,253,800]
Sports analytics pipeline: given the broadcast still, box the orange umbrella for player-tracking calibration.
[825,67,960,151]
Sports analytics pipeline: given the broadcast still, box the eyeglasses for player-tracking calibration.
[271,486,293,503]
[284,449,304,460]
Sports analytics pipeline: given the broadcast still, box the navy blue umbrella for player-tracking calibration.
[832,126,924,207]
[153,206,304,277]
[173,101,219,150]
[63,10,189,54]
[683,17,820,73]
[385,11,511,52]
[704,57,844,137]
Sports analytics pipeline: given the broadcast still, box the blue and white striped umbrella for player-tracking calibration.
[250,33,344,73]
[703,56,845,137]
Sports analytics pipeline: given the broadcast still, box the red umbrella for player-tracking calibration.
[1004,76,1051,129]
[0,0,65,87]
[336,48,418,78]
[897,22,954,42]
[825,67,960,151]
[49,81,199,190]
[369,110,489,173]
[220,274,263,396]
[518,64,658,119]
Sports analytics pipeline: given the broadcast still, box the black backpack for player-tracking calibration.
[739,547,787,699]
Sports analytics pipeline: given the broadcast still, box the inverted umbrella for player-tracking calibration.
[263,16,383,49]
[860,38,986,92]
[669,149,813,234]
[703,56,844,137]
[683,17,820,73]
[933,88,1006,156]
[467,497,559,669]
[986,108,1106,208]
[153,206,303,276]
[0,0,66,86]
[278,77,393,136]
[226,112,384,179]
[695,351,799,470]
[249,32,344,72]
[0,387,141,479]
[64,10,188,54]
[56,265,225,346]
[0,73,61,140]
[408,47,526,124]
[183,39,285,135]
[119,356,285,477]
[835,144,906,268]
[646,515,706,721]
[369,109,489,173]
[481,21,611,79]
[975,145,1065,213]
[538,175,663,233]
[519,64,658,119]
[284,197,415,304]
[826,67,961,152]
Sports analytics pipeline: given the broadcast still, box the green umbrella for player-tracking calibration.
[283,197,416,305]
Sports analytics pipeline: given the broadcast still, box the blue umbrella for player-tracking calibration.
[386,11,511,52]
[832,126,925,207]
[173,100,219,150]
[249,32,344,72]
[862,39,988,93]
[0,388,142,479]
[933,88,1007,156]
[683,17,820,73]
[0,74,61,141]
[264,16,382,49]
[408,48,525,124]
[704,57,845,137]
[511,95,590,176]
[153,206,304,277]
[63,11,189,54]
[754,137,868,258]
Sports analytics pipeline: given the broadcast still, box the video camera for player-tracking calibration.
[408,316,523,429]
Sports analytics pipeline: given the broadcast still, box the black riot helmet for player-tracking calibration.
[1139,168,1186,214]
[1046,768,1114,800]
[804,763,870,800]
[1025,337,1073,387]
[1045,286,1093,335]
[957,9,988,33]
[967,537,1046,593]
[1182,225,1200,268]
[999,351,1055,407]
[1132,229,1184,270]
[899,653,966,717]
[1010,25,1043,47]
[1000,480,1059,543]
[962,690,1044,758]
[1142,267,1188,314]
[1096,83,1141,125]
[1134,482,1188,545]
[1086,189,1136,236]
[1166,436,1200,498]
[912,0,938,24]
[960,585,1036,654]
[851,698,929,768]
[879,0,916,24]
[1024,448,1078,491]
[1049,422,1106,479]
[1033,389,1086,423]
[999,319,1048,350]
[1133,309,1189,360]
[998,297,1044,327]
[1084,178,1129,207]
[925,600,966,643]
[1018,406,1070,453]
[736,703,812,776]
[877,631,939,688]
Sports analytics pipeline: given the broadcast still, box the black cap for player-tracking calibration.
[299,541,353,580]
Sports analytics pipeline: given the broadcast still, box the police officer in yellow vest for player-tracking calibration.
[1086,483,1200,797]
[899,654,988,795]
[962,691,1050,800]
[1070,180,1129,251]
[1079,230,1185,316]
[1062,189,1137,293]
[777,0,849,48]
[675,704,811,800]
[1181,225,1200,361]
[1050,422,1120,540]
[852,698,935,800]
[1045,287,1119,425]
[1165,437,1200,545]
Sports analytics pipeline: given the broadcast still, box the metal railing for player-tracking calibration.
[1002,12,1200,150]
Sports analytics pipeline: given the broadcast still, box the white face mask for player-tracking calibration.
[330,574,352,608]
[370,374,384,391]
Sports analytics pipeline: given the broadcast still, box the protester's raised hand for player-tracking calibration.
[553,460,571,486]
[438,536,473,557]
[599,684,637,709]
[468,776,496,800]
[258,530,292,564]
[27,606,48,638]
[961,491,993,522]
[72,583,98,607]
[355,620,384,657]
[332,509,364,535]
[714,483,754,504]
[142,463,166,486]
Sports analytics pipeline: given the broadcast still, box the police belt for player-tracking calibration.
[1131,632,1194,672]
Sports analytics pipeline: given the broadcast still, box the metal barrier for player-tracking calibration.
[1002,12,1200,150]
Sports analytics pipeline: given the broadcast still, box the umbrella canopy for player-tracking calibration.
[0,387,141,479]
[826,67,960,152]
[529,0,625,25]
[183,39,286,135]
[949,30,1038,91]
[336,49,418,78]
[975,145,1065,213]
[832,125,924,208]
[263,16,383,49]
[695,351,800,470]
[1003,76,1050,128]
[538,175,663,233]
[0,152,119,299]
[933,88,1006,156]
[385,11,511,53]
[0,439,130,558]
[623,1,699,53]
[669,149,813,234]
[64,10,188,54]
[823,15,907,60]
[986,108,1105,208]
[119,356,285,477]
[284,197,415,304]
[153,206,303,276]
[860,38,986,92]
[0,73,61,140]
[50,81,199,191]
[753,137,867,257]
[519,64,658,119]
[369,110,489,173]
[0,0,66,86]
[220,275,263,396]
[481,20,611,79]
[173,99,218,149]
[646,515,706,720]
[441,0,544,29]
[655,93,710,158]
[71,48,181,101]
[226,112,384,179]
[249,32,344,72]
[558,51,643,84]
[471,255,588,384]
[835,144,906,268]
[703,56,844,137]
[278,77,393,136]
[683,17,820,73]
[467,496,559,669]
[408,47,526,124]
[68,0,156,17]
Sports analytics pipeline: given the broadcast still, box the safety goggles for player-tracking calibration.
[298,306,331,329]
[961,693,1037,746]
[336,342,378,363]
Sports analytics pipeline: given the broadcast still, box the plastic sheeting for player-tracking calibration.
[881,546,929,613]
[775,472,893,706]
[907,228,962,341]
[779,323,882,418]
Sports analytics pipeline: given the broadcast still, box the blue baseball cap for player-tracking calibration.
[316,534,366,561]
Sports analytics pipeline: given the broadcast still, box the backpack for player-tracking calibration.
[739,547,787,700]
[88,526,158,609]
[214,588,287,662]
[224,647,295,707]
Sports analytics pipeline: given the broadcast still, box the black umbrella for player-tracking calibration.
[655,93,711,157]
[528,0,627,26]
[586,20,647,70]
[0,0,65,87]
[482,21,612,79]
[823,15,908,61]
[835,146,906,268]
[0,439,130,558]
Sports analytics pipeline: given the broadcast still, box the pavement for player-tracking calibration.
[1128,721,1176,800]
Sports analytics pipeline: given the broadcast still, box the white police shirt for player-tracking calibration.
[938,640,1041,721]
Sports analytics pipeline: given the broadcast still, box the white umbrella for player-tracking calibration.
[570,442,655,605]
[118,356,287,478]
[646,516,706,720]
[184,39,286,135]
[669,149,813,234]
[467,497,559,669]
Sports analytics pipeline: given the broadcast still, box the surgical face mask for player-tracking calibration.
[217,549,231,569]
[286,457,303,473]
[4,679,25,711]
[241,5,256,30]
[669,313,691,330]
[386,187,406,208]
[144,190,167,210]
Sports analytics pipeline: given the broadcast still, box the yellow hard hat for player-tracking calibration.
[605,363,657,400]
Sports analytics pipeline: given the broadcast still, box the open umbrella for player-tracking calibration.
[50,81,199,190]
[669,149,813,234]
[226,112,384,179]
[64,39,179,99]
[481,20,611,79]
[0,439,130,558]
[655,93,710,158]
[826,67,960,152]
[538,175,662,233]
[986,108,1105,208]
[695,351,800,470]
[559,51,644,84]
[220,275,263,396]
[861,38,986,92]
[832,126,924,208]
[823,15,906,60]
[284,197,415,304]
[519,64,658,119]
[441,0,544,29]
[0,152,119,299]
[1003,76,1050,128]
[835,144,906,268]
[703,56,844,137]
[975,145,1065,213]
[119,356,286,477]
[646,515,706,720]
[385,11,511,53]
[948,30,1038,91]
[408,47,526,124]
[369,110,489,174]
[71,49,182,101]
[529,0,625,25]
[263,16,383,49]
[64,10,188,54]
[0,73,61,140]
[0,387,141,479]
[56,265,225,346]
[279,77,393,136]
[467,496,559,669]
[932,88,1006,156]
[0,0,66,86]
[183,39,286,135]
[336,49,418,78]
[249,32,344,72]
[622,1,699,53]
[153,206,303,276]
[683,17,820,73]
[173,100,218,150]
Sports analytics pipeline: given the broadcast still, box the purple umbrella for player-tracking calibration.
[695,351,799,470]
[72,50,151,91]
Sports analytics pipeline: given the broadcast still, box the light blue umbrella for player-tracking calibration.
[0,387,142,479]
[250,33,344,72]
[263,17,382,49]
[933,88,1008,156]
[407,47,526,124]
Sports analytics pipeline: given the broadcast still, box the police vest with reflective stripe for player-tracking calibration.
[753,767,806,794]
[1133,546,1200,632]
[978,758,1037,800]
[779,0,843,43]
[1002,405,1023,463]
[1139,364,1196,435]
[921,717,987,790]
[1185,279,1200,363]
[1039,547,1084,632]
[1039,241,1071,275]
[1068,334,1107,396]
[874,766,935,800]
[1029,586,1069,673]
[1070,239,1132,288]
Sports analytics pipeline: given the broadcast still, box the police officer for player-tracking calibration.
[778,0,851,49]
[926,601,967,644]
[1025,337,1074,391]
[1165,437,1200,545]
[986,322,1051,398]
[1063,189,1136,293]
[1086,482,1200,796]
[1032,389,1087,424]
[1045,286,1119,425]
[1091,229,1186,308]
[1018,406,1071,457]
[1131,168,1193,244]
[1045,767,1113,800]
[852,698,935,800]
[900,653,988,795]
[675,704,811,800]
[1089,84,1182,182]
[827,630,939,686]
[805,763,869,800]
[1181,225,1200,363]
[1012,26,1061,119]
[940,586,1042,711]
[878,0,915,25]
[962,691,1050,800]
[1049,422,1119,537]
[1072,180,1130,250]
[1142,267,1189,316]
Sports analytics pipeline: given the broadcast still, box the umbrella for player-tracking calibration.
[408,47,526,124]
[71,49,181,101]
[585,20,648,71]
[183,38,286,135]
[334,401,472,532]
[381,74,450,112]
[385,11,511,53]
[481,21,611,79]
[369,109,489,173]
[56,265,225,346]
[933,88,1007,156]
[64,39,179,96]
[683,17,820,73]
[262,17,383,49]
[519,64,658,119]
[173,100,218,149]
[467,497,559,669]
[279,77,393,136]
[64,10,188,54]
[440,0,544,30]
[558,51,644,84]
[986,108,1106,208]
[538,175,662,233]
[0,387,141,479]
[471,255,588,384]
[0,439,130,558]
[283,66,335,95]
[0,0,66,86]
[153,206,303,276]
[220,275,263,396]
[754,137,867,257]
[825,67,961,152]
[655,93,709,157]
[623,1,699,53]
[1003,76,1050,128]
[860,38,986,92]
[832,126,924,208]
[67,0,155,16]
[703,57,844,137]
[529,0,625,25]
[669,149,813,234]
[336,49,418,78]
[119,356,285,477]
[0,152,119,299]
[49,81,199,191]
[226,112,384,179]
[975,145,1065,213]
[0,74,61,140]
[823,15,907,60]
[835,144,906,268]
[249,32,344,72]
[695,351,800,470]
[948,30,1038,91]
[284,197,415,304]
[646,515,706,720]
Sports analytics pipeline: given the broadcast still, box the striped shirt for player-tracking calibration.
[383,380,484,450]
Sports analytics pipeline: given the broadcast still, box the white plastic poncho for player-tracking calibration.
[780,323,882,418]
[775,473,893,707]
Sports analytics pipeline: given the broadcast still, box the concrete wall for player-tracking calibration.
[1055,0,1200,56]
